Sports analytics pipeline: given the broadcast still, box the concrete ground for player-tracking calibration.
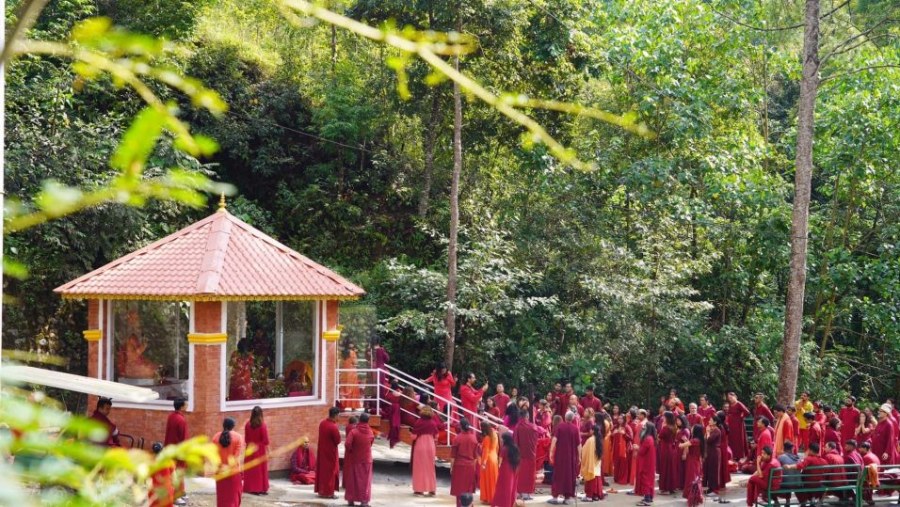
[182,463,753,507]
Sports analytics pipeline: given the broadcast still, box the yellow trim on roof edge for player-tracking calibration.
[188,333,227,344]
[83,329,102,341]
[59,294,362,302]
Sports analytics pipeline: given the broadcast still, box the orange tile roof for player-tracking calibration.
[55,209,365,301]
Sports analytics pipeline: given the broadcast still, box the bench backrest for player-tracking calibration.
[768,464,863,491]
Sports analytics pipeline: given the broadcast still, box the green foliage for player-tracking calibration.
[5,0,900,437]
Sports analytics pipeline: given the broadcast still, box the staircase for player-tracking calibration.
[335,363,498,462]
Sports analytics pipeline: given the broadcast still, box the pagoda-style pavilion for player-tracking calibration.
[55,204,364,470]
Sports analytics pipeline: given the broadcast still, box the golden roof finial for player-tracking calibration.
[218,192,226,212]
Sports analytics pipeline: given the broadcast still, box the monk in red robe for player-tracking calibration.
[515,409,540,499]
[794,443,830,504]
[315,407,341,499]
[550,411,580,504]
[450,418,479,507]
[772,404,794,456]
[726,392,750,461]
[163,398,188,502]
[493,384,511,411]
[698,395,717,426]
[753,393,775,442]
[344,413,375,507]
[872,404,897,464]
[746,446,781,507]
[459,373,487,419]
[89,398,121,446]
[613,414,634,485]
[580,385,602,412]
[634,421,657,505]
[290,438,316,484]
[824,417,843,451]
[860,441,881,505]
[687,403,704,428]
[840,397,861,449]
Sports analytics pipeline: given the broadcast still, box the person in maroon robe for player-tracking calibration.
[450,418,479,507]
[344,413,374,507]
[860,441,881,505]
[746,446,781,507]
[822,441,847,496]
[164,397,188,504]
[825,417,843,451]
[788,443,829,504]
[243,406,271,495]
[290,438,316,484]
[549,411,581,504]
[840,397,861,448]
[515,409,540,499]
[459,373,487,420]
[89,397,121,446]
[580,385,602,413]
[726,392,750,461]
[494,432,521,507]
[658,411,679,494]
[755,417,774,460]
[613,413,634,485]
[315,407,341,499]
[553,382,568,417]
[681,424,704,499]
[687,403,703,428]
[704,413,724,494]
[753,393,775,442]
[634,420,657,505]
[493,384,511,411]
[698,395,717,426]
[580,408,596,445]
[382,381,402,448]
[806,412,825,452]
[872,404,897,464]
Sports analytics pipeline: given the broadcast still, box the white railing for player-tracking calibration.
[335,365,500,446]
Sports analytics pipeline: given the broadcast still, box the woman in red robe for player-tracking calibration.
[681,424,705,499]
[383,381,402,448]
[344,413,375,507]
[613,413,634,485]
[704,414,723,494]
[450,418,480,507]
[493,432,520,507]
[243,406,270,495]
[315,407,341,499]
[289,438,316,484]
[725,393,750,461]
[634,422,657,506]
[675,414,691,490]
[658,411,679,494]
[411,406,441,495]
[424,363,456,414]
[856,411,875,444]
[212,418,245,507]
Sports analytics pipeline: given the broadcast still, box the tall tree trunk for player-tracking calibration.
[778,0,820,406]
[444,10,462,370]
[419,90,441,217]
[330,24,337,76]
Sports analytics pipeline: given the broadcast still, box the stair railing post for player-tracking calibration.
[376,368,381,415]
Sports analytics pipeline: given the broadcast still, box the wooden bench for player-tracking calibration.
[756,464,863,507]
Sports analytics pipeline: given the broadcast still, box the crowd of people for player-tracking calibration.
[366,363,900,507]
[85,357,900,507]
[88,397,274,507]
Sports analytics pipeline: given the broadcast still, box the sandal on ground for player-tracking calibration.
[637,501,653,506]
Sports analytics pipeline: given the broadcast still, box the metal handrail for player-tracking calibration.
[384,364,464,405]
[335,365,501,445]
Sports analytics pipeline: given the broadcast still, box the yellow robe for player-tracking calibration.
[602,418,614,475]
[581,435,601,481]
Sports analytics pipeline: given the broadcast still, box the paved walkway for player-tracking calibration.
[183,464,753,507]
